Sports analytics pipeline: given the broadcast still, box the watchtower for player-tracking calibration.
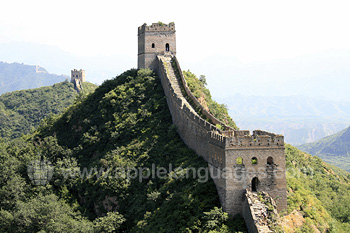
[71,69,85,83]
[210,130,287,216]
[138,22,176,71]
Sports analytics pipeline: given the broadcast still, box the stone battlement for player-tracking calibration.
[138,22,175,35]
[157,54,287,217]
[226,134,284,148]
[71,69,85,83]
[210,130,284,148]
[71,69,85,92]
[139,22,287,220]
[172,58,235,131]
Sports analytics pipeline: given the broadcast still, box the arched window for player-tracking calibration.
[252,177,259,192]
[236,157,243,165]
[251,157,258,164]
[152,43,155,48]
[165,43,170,51]
[267,156,274,165]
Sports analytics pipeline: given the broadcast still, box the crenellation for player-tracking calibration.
[71,69,85,83]
[70,69,85,92]
[148,23,287,221]
[138,22,175,34]
[225,133,284,149]
[138,22,176,70]
[235,130,250,136]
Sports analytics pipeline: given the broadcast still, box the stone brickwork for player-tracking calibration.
[71,69,85,83]
[71,69,85,92]
[138,23,176,71]
[138,23,287,220]
[243,190,278,233]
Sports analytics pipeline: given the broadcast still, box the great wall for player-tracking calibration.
[138,22,287,232]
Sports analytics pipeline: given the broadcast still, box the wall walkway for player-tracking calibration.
[156,55,287,232]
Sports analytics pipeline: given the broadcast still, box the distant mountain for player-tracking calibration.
[0,61,69,95]
[216,95,350,145]
[0,81,97,139]
[234,117,350,146]
[187,49,350,102]
[220,94,350,118]
[0,42,134,85]
[298,126,350,171]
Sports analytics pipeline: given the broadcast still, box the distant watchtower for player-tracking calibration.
[71,69,85,83]
[138,22,176,71]
[71,69,85,92]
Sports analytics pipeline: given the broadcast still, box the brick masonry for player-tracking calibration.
[138,23,287,217]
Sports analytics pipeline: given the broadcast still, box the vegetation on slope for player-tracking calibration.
[183,70,238,130]
[0,69,246,232]
[298,126,350,171]
[284,144,350,232]
[0,81,97,139]
[1,67,350,232]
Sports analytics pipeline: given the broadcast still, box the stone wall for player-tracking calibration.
[243,190,278,233]
[138,23,176,70]
[242,195,259,233]
[157,55,287,217]
[71,69,85,83]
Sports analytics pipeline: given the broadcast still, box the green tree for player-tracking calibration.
[93,212,125,232]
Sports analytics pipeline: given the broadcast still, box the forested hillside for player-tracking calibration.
[0,69,246,232]
[0,68,349,232]
[183,71,238,129]
[298,126,350,172]
[282,145,350,232]
[0,81,97,139]
[0,62,69,95]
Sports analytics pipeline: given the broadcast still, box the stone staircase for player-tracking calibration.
[158,55,197,115]
[160,56,182,95]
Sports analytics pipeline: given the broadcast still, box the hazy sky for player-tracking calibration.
[1,0,350,100]
[1,0,349,62]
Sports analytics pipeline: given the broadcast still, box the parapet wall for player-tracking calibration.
[157,55,218,163]
[243,190,277,233]
[172,58,235,131]
[157,55,287,217]
[138,22,175,35]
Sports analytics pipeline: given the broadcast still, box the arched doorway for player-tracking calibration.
[165,43,170,51]
[252,177,259,192]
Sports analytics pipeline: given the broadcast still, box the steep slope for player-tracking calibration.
[0,61,69,95]
[183,70,238,129]
[1,68,350,232]
[0,69,246,232]
[298,126,350,171]
[0,81,97,139]
[282,145,350,232]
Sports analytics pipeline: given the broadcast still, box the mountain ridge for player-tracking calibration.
[219,94,350,145]
[0,81,97,139]
[0,61,70,95]
[298,126,350,171]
